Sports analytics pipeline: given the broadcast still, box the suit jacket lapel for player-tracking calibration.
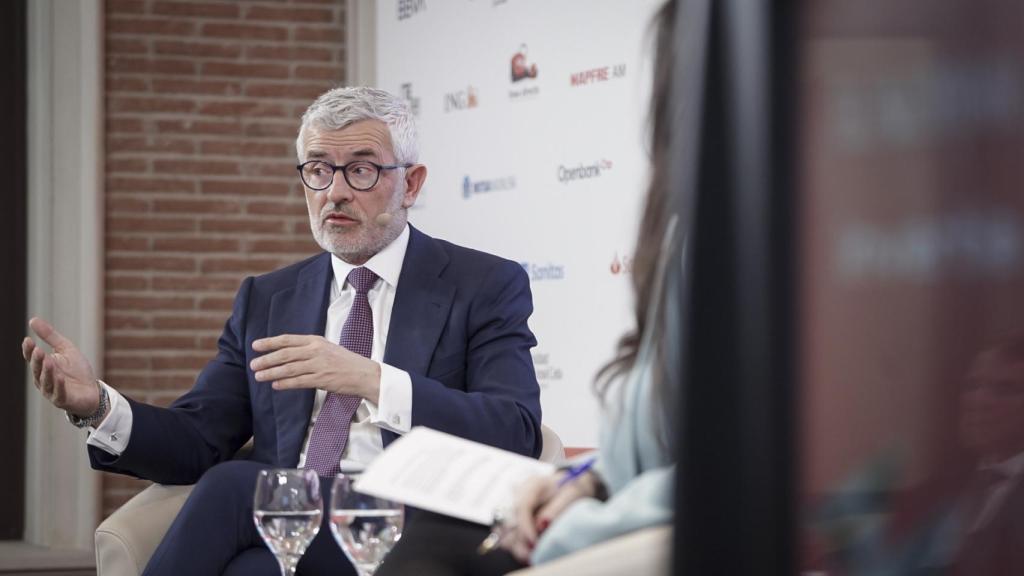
[384,226,455,379]
[267,253,332,467]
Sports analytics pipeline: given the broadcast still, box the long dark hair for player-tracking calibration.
[594,0,678,417]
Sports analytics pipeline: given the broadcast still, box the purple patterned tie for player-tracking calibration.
[304,267,378,477]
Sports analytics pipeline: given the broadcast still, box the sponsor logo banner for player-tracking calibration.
[397,0,426,21]
[519,261,566,281]
[557,159,613,183]
[462,174,516,198]
[444,86,479,112]
[570,63,627,87]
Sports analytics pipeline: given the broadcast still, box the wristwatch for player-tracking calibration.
[66,382,110,429]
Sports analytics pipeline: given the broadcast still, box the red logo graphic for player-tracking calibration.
[511,44,538,82]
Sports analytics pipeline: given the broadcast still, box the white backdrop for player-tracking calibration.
[376,0,663,446]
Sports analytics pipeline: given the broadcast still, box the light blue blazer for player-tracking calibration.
[532,225,679,564]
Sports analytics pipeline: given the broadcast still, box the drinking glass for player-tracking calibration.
[329,474,404,576]
[253,468,323,576]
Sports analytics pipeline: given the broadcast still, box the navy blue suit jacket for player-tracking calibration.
[91,226,543,484]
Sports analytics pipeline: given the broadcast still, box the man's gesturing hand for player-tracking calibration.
[251,335,382,403]
[21,317,102,418]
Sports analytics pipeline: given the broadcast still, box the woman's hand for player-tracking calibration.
[503,469,603,563]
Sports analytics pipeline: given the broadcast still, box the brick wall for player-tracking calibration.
[102,0,346,517]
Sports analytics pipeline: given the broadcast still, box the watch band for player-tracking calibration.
[66,382,110,429]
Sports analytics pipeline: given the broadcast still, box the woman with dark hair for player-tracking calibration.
[377,1,680,573]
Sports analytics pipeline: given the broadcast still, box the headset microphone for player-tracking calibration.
[374,212,393,226]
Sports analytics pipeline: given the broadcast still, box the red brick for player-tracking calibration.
[107,295,194,311]
[108,177,196,194]
[197,100,289,118]
[107,158,148,173]
[200,23,289,42]
[201,61,290,80]
[154,40,242,59]
[107,18,195,36]
[108,136,195,155]
[151,276,242,291]
[246,200,307,216]
[242,161,296,178]
[108,217,197,233]
[245,6,335,22]
[107,57,196,76]
[105,275,150,291]
[201,179,289,196]
[198,296,236,311]
[156,119,244,136]
[294,64,342,81]
[245,45,331,62]
[153,2,240,18]
[244,120,301,138]
[106,38,148,55]
[151,78,243,96]
[198,335,221,350]
[105,355,152,371]
[105,315,151,330]
[200,141,290,157]
[200,218,287,234]
[106,235,149,251]
[105,0,147,15]
[153,198,242,213]
[107,335,198,350]
[153,159,239,176]
[107,197,150,213]
[106,76,149,92]
[107,118,144,133]
[152,315,229,331]
[293,26,342,43]
[110,96,196,114]
[152,354,216,370]
[200,257,285,274]
[152,238,241,252]
[247,238,318,253]
[106,255,197,272]
[245,82,327,100]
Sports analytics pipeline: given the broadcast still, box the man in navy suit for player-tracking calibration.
[22,87,542,575]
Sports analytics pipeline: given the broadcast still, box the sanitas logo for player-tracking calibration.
[519,261,566,281]
[570,63,627,87]
[444,86,479,112]
[398,83,420,117]
[610,252,634,275]
[557,159,613,183]
[462,174,516,198]
[397,0,426,20]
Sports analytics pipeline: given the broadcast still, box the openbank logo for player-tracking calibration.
[462,174,516,198]
[398,83,420,118]
[444,86,479,112]
[557,159,613,183]
[397,0,426,21]
[519,261,566,281]
[570,63,627,87]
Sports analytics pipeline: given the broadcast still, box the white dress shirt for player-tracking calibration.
[87,225,415,473]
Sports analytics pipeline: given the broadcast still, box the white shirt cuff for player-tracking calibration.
[86,381,132,455]
[366,362,412,434]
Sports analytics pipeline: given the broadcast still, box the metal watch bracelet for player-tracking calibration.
[66,382,110,429]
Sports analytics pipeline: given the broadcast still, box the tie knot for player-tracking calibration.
[347,267,378,295]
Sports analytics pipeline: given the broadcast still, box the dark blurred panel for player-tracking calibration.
[0,0,27,541]
[798,0,1024,574]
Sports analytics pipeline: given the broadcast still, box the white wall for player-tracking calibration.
[375,0,663,446]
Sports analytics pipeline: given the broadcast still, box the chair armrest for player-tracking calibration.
[94,484,194,576]
[507,525,671,576]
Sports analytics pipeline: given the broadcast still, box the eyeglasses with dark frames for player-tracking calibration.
[296,160,412,192]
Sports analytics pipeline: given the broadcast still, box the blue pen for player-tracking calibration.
[557,456,597,487]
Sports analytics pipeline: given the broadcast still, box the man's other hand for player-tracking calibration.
[22,317,101,417]
[251,334,382,403]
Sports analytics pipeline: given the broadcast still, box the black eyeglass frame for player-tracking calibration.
[296,159,413,192]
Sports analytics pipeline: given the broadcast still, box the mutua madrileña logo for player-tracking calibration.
[519,261,566,281]
[509,44,540,100]
[444,86,479,112]
[462,174,516,198]
[557,158,613,183]
[397,0,426,21]
[570,63,627,87]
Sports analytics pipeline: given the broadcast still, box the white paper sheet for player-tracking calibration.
[353,427,556,525]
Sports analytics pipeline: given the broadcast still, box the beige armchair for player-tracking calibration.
[95,425,670,576]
